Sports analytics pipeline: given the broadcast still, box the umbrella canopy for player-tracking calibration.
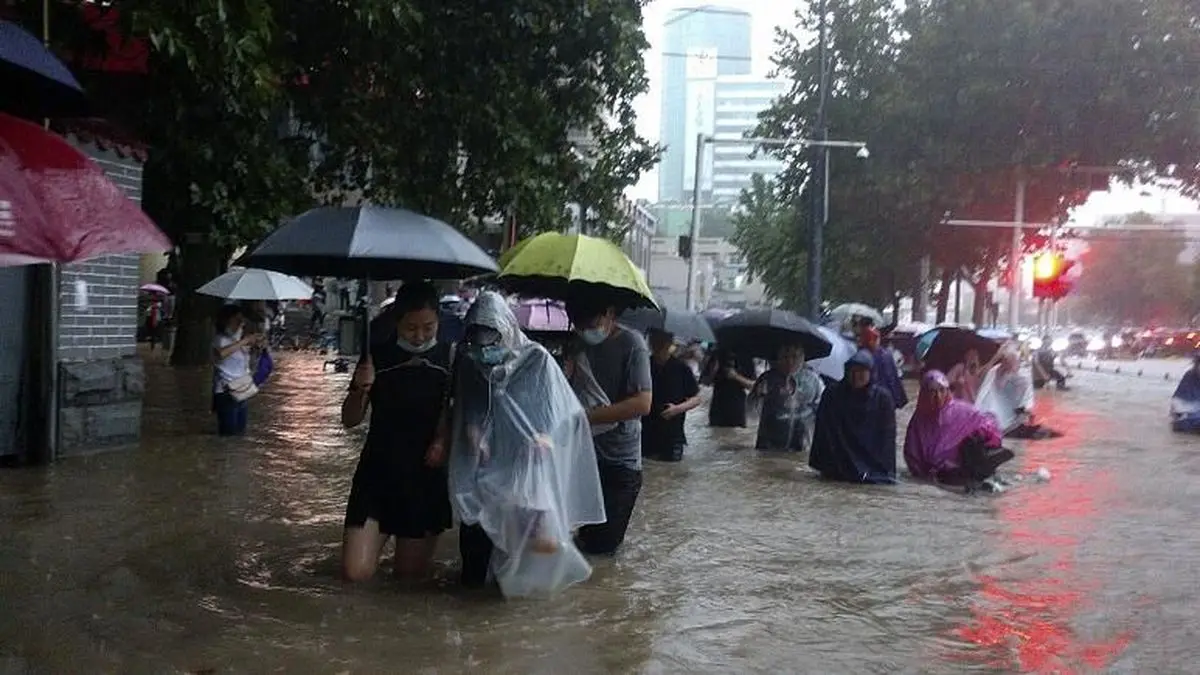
[826,302,885,327]
[714,309,832,361]
[620,307,715,344]
[917,327,1004,373]
[701,307,739,328]
[497,232,656,309]
[0,21,87,120]
[139,283,170,295]
[196,268,314,301]
[806,325,858,381]
[240,205,499,280]
[514,299,571,333]
[0,113,170,266]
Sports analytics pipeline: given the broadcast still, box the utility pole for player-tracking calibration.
[1007,170,1027,330]
[685,132,706,311]
[806,0,830,321]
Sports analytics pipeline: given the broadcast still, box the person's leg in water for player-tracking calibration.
[576,464,643,555]
[342,518,389,582]
[232,399,249,435]
[392,536,439,580]
[214,394,242,436]
[459,523,495,588]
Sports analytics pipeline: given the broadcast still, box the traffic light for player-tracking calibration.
[1031,253,1076,300]
[678,235,692,259]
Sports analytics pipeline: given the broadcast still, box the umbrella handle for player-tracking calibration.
[360,277,371,357]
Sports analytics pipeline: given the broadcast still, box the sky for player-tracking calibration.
[628,1,1197,225]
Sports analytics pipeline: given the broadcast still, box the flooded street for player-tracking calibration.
[1,352,1197,673]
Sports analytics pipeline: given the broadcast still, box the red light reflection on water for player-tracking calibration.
[948,400,1135,673]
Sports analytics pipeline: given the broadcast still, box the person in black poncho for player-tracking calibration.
[808,349,898,484]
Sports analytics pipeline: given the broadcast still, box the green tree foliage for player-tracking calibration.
[24,0,656,365]
[1075,216,1193,325]
[733,0,1200,322]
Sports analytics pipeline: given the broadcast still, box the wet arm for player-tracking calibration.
[212,337,251,362]
[341,385,370,428]
[588,391,652,424]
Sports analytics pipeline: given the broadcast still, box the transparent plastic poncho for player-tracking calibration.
[975,352,1036,432]
[448,292,606,598]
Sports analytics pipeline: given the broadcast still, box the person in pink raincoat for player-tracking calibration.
[904,370,1012,486]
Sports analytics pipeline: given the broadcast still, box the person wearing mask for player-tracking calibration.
[749,343,824,452]
[807,350,898,484]
[859,326,908,409]
[449,292,605,595]
[211,304,263,436]
[642,329,703,462]
[1031,337,1070,390]
[564,299,653,555]
[703,346,757,428]
[339,282,454,582]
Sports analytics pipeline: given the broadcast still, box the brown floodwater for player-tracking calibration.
[0,352,1194,673]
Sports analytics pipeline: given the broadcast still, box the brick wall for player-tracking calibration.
[57,148,144,361]
[55,143,147,456]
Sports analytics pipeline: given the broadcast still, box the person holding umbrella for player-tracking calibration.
[565,299,653,556]
[858,326,908,409]
[339,282,454,582]
[642,328,703,462]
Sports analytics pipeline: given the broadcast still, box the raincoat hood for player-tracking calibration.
[465,291,529,351]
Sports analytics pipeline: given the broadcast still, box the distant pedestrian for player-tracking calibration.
[212,304,263,436]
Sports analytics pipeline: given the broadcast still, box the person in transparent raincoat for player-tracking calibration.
[448,292,606,597]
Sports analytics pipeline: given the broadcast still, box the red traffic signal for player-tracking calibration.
[1032,253,1075,300]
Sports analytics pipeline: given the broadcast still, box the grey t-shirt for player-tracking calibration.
[575,326,652,471]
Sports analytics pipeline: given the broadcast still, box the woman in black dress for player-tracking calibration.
[340,282,453,581]
[704,346,757,428]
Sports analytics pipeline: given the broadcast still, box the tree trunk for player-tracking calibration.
[169,239,229,367]
[972,278,989,326]
[934,267,953,323]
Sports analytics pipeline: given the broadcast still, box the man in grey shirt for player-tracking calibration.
[567,299,653,555]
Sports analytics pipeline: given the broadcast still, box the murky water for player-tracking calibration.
[0,352,1196,673]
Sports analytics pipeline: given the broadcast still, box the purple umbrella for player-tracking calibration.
[514,299,571,333]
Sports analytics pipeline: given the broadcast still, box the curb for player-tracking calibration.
[1064,360,1177,381]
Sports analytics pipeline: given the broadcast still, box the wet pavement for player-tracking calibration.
[0,350,1197,673]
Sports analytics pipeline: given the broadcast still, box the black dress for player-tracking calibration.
[706,349,756,428]
[343,340,453,538]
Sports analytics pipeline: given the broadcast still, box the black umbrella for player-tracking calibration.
[714,309,832,360]
[0,21,88,120]
[241,205,498,356]
[620,307,715,344]
[917,327,1003,373]
[240,205,499,280]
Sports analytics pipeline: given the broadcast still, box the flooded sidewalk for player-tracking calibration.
[0,352,1195,673]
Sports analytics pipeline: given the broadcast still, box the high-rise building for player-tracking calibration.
[659,6,752,204]
[710,76,788,203]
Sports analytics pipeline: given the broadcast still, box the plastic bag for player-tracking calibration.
[449,292,606,598]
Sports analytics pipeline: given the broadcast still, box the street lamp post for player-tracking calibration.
[684,134,868,312]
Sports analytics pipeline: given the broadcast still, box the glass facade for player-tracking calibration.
[658,6,752,204]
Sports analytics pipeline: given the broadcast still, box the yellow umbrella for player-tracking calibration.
[498,232,657,308]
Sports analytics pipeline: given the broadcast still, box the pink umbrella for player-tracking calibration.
[514,299,571,333]
[0,112,171,266]
[139,283,170,295]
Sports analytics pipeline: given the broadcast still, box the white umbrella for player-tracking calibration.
[825,302,885,328]
[806,325,858,381]
[197,268,313,301]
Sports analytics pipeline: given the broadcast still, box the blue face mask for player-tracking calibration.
[579,327,608,346]
[397,336,437,354]
[472,344,509,366]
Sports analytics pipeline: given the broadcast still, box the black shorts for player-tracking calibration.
[344,460,451,538]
